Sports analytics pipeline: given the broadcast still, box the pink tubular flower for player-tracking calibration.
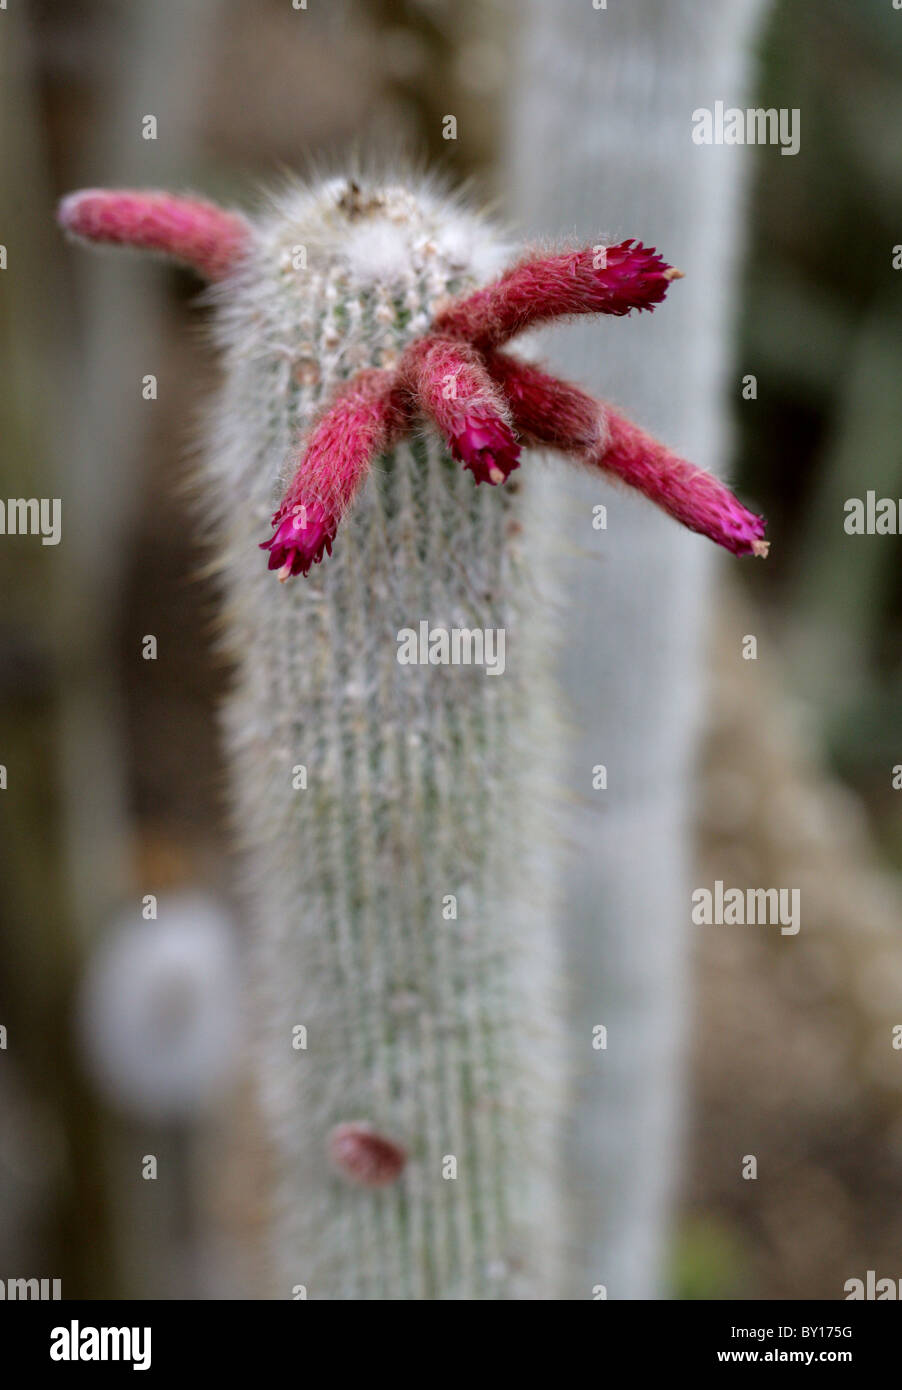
[328,1122,407,1187]
[485,350,604,455]
[260,500,337,581]
[486,351,767,558]
[451,414,520,486]
[260,368,404,580]
[599,409,769,557]
[58,183,766,577]
[434,241,682,351]
[400,336,520,485]
[57,189,251,281]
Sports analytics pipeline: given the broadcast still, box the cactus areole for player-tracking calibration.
[58,176,766,1299]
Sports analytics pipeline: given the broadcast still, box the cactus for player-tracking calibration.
[58,174,765,1299]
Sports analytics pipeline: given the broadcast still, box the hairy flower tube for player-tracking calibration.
[259,368,403,579]
[58,189,251,281]
[400,337,521,485]
[57,187,767,575]
[264,239,764,573]
[486,351,769,557]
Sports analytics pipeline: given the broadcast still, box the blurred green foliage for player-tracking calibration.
[669,1216,749,1301]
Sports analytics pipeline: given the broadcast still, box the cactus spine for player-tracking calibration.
[205,179,563,1299]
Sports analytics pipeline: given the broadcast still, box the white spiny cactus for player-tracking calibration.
[204,178,563,1299]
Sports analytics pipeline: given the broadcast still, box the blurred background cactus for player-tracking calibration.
[2,0,902,1300]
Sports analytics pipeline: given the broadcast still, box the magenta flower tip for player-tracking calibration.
[595,240,678,315]
[452,414,521,486]
[260,502,337,580]
[686,467,769,557]
[727,510,770,558]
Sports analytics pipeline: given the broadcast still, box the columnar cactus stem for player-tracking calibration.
[214,182,561,1298]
